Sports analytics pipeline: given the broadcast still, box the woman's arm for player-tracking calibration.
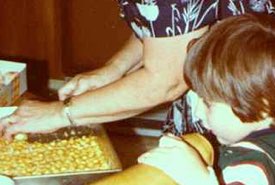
[58,34,143,100]
[69,26,208,125]
[1,26,208,137]
[105,34,144,77]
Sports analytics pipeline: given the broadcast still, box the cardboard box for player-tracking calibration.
[0,60,27,106]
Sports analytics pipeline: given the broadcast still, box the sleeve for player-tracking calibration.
[118,0,275,38]
[118,0,219,38]
[218,147,275,185]
[218,0,275,20]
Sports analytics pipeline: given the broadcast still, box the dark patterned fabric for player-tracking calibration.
[117,0,275,136]
[162,90,209,136]
[118,0,275,38]
[218,129,275,185]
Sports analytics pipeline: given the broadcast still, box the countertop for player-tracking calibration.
[106,127,159,169]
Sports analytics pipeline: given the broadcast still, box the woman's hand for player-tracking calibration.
[138,135,215,185]
[0,100,70,140]
[58,66,121,101]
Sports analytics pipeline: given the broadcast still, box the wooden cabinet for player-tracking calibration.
[0,0,63,96]
[0,0,131,79]
[0,0,63,78]
[61,0,131,76]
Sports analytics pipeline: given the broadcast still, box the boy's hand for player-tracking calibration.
[138,135,218,185]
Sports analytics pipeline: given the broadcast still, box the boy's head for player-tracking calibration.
[184,13,275,124]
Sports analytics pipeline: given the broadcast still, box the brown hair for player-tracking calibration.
[184,13,275,123]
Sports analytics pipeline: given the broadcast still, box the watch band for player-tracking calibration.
[63,97,77,127]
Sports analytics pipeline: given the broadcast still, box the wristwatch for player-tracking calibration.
[63,97,77,127]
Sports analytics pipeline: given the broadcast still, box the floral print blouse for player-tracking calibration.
[118,0,275,38]
[118,0,275,136]
[118,1,275,184]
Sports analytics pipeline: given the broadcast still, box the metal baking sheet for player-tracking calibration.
[0,124,121,180]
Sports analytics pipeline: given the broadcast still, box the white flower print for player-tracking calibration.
[166,4,183,36]
[136,0,159,37]
[193,1,218,30]
[130,22,151,38]
[249,0,268,12]
[228,0,246,15]
[182,0,202,33]
[136,2,159,21]
[266,1,275,14]
[180,0,190,3]
[182,0,218,31]
[166,0,218,35]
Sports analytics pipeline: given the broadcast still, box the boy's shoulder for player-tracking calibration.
[246,128,275,151]
[218,128,275,184]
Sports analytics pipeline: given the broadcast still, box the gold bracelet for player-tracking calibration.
[63,97,77,127]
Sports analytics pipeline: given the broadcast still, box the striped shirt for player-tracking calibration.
[218,129,275,185]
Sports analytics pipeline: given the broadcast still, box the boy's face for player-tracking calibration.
[194,95,270,145]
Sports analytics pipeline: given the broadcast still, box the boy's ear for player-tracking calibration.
[187,38,199,52]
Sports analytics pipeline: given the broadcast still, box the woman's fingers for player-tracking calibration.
[4,125,22,141]
[58,69,113,101]
[3,122,55,140]
[58,77,79,101]
[70,78,90,96]
[0,101,67,139]
[0,114,19,134]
